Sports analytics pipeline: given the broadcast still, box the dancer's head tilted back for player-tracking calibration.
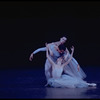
[58,44,66,56]
[60,36,67,44]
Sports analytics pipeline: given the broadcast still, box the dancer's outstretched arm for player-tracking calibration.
[62,46,74,67]
[46,43,54,56]
[46,43,55,66]
[29,47,46,61]
[64,48,69,60]
[31,41,58,55]
[33,47,46,54]
[29,42,56,61]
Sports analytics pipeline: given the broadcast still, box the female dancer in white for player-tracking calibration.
[45,44,96,88]
[29,36,86,82]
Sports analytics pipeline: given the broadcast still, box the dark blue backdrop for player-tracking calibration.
[0,1,100,69]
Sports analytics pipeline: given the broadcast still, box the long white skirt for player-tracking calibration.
[47,74,88,88]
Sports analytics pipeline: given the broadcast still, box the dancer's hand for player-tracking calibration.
[29,53,33,61]
[45,42,53,56]
[45,43,49,50]
[45,43,48,48]
[71,46,74,51]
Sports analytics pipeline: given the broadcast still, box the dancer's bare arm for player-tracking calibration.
[29,47,46,61]
[29,40,59,61]
[46,43,55,66]
[46,43,53,56]
[62,46,74,67]
[64,48,69,60]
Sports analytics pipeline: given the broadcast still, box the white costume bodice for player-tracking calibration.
[49,44,60,62]
[52,66,63,79]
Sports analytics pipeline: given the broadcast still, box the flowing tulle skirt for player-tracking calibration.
[63,55,86,79]
[47,74,88,88]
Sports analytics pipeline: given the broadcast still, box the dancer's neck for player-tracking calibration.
[54,41,62,46]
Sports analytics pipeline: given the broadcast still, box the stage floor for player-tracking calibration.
[0,66,100,99]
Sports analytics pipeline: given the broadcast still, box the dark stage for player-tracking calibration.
[0,1,100,99]
[0,66,100,99]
